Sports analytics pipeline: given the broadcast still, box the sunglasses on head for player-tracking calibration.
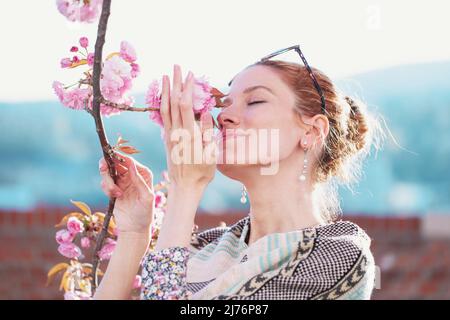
[258,45,327,114]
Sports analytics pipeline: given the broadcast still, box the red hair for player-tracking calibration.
[252,60,382,221]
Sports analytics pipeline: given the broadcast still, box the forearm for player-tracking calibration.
[155,184,204,250]
[93,232,150,300]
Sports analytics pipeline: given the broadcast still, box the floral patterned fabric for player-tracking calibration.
[140,247,190,300]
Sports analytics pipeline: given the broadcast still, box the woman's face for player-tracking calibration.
[216,65,306,179]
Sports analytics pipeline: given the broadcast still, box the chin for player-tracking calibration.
[217,161,269,182]
[217,162,248,180]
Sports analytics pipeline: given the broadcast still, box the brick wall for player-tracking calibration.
[0,207,68,299]
[1,208,449,300]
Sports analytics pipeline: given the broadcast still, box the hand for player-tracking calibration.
[160,65,216,190]
[99,153,154,235]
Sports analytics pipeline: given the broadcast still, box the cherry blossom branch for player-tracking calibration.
[101,98,159,112]
[90,0,114,291]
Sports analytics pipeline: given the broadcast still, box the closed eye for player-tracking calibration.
[248,100,266,106]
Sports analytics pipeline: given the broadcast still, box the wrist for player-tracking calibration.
[168,183,205,199]
[118,230,151,246]
[116,235,150,258]
[166,185,203,221]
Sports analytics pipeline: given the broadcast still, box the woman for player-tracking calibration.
[93,49,379,300]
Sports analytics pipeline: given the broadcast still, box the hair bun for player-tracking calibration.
[345,95,368,152]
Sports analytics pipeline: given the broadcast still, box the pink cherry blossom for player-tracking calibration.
[53,81,65,101]
[67,216,84,234]
[56,229,75,245]
[58,242,82,259]
[78,0,103,22]
[79,37,89,48]
[132,275,142,289]
[120,41,137,63]
[80,237,91,248]
[54,38,139,118]
[87,53,95,66]
[99,102,122,117]
[70,46,78,52]
[54,81,123,117]
[60,58,72,68]
[155,191,167,208]
[192,76,216,114]
[56,0,103,23]
[100,55,133,103]
[86,95,128,117]
[98,238,116,261]
[146,76,216,127]
[64,88,90,110]
[145,80,163,127]
[53,82,90,111]
[130,63,140,78]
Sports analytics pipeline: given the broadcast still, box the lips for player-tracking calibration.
[220,130,238,140]
[216,129,249,142]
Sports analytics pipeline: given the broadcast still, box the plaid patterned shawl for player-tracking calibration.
[186,215,375,300]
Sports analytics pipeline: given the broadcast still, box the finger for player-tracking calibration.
[101,157,129,181]
[100,156,127,170]
[170,64,183,129]
[115,152,146,172]
[115,153,154,190]
[179,71,195,133]
[111,158,129,175]
[160,75,171,133]
[99,159,123,197]
[203,140,217,165]
[128,159,153,195]
[137,166,153,187]
[200,112,214,145]
[99,157,107,172]
[111,156,137,191]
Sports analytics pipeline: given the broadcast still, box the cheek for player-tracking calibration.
[276,125,301,159]
[265,111,302,162]
[242,104,284,130]
[217,106,301,166]
[243,112,300,163]
[242,109,267,129]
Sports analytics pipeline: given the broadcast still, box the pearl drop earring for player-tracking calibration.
[299,141,308,182]
[240,185,248,204]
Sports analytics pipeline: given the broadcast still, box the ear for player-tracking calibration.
[308,114,329,147]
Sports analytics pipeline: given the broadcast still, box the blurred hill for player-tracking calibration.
[1,60,450,214]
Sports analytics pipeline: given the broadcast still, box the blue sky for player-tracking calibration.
[1,0,450,102]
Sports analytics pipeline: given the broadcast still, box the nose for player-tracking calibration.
[217,109,240,130]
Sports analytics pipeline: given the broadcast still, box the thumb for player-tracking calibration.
[200,112,214,145]
[128,159,151,194]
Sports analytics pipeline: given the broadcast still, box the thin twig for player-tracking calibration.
[90,0,114,291]
[102,98,159,112]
